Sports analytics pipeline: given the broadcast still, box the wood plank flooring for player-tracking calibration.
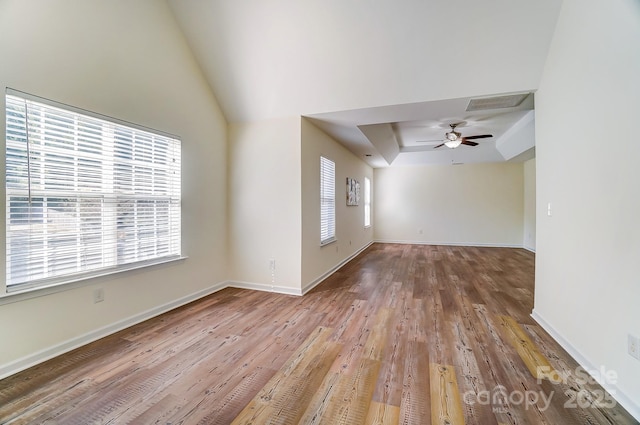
[0,243,637,424]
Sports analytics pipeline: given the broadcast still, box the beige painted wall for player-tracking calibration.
[0,0,228,368]
[373,163,524,246]
[228,117,302,291]
[523,158,536,251]
[534,0,640,415]
[300,119,373,289]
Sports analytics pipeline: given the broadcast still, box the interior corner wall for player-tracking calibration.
[373,163,524,247]
[228,117,302,292]
[523,158,536,251]
[300,118,373,290]
[0,0,228,372]
[534,0,640,416]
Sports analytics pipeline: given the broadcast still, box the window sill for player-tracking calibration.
[320,237,337,247]
[0,256,188,306]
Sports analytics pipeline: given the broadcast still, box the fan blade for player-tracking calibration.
[461,140,479,147]
[433,143,445,149]
[463,134,493,140]
[416,139,443,143]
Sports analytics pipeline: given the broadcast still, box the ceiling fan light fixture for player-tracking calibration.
[444,126,462,147]
[444,139,462,148]
[432,123,491,150]
[445,130,461,141]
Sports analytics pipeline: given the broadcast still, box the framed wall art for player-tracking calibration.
[346,177,360,206]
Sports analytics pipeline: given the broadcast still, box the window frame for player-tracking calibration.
[364,176,371,228]
[319,156,336,246]
[4,88,183,296]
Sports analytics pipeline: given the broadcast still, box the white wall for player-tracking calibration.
[0,0,228,372]
[523,158,536,251]
[228,117,302,293]
[374,163,524,247]
[534,0,640,417]
[301,119,373,290]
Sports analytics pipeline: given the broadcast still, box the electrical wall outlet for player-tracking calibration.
[628,334,639,360]
[93,288,104,304]
[269,259,276,271]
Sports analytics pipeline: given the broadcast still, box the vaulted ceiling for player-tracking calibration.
[167,0,563,167]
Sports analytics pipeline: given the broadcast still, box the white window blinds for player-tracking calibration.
[5,91,181,291]
[364,176,371,227]
[320,156,335,245]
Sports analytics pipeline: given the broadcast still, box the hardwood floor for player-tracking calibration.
[0,243,637,424]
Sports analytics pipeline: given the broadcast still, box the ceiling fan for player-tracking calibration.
[431,123,493,149]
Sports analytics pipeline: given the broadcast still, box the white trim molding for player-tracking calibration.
[303,241,374,294]
[374,239,523,249]
[0,281,227,380]
[531,310,640,421]
[228,281,302,296]
[0,238,376,380]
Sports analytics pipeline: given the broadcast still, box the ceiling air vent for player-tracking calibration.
[466,93,529,111]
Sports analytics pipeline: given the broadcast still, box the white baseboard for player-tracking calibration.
[0,281,229,380]
[228,241,375,296]
[0,239,376,380]
[228,280,302,296]
[374,239,523,248]
[523,245,536,253]
[531,310,640,421]
[302,241,374,294]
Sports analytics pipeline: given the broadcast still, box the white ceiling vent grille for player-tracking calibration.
[466,93,529,111]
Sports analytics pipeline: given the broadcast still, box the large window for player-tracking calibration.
[364,176,371,227]
[320,156,335,245]
[5,90,181,292]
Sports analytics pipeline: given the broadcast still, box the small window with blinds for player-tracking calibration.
[5,89,181,292]
[364,176,371,228]
[320,156,335,245]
